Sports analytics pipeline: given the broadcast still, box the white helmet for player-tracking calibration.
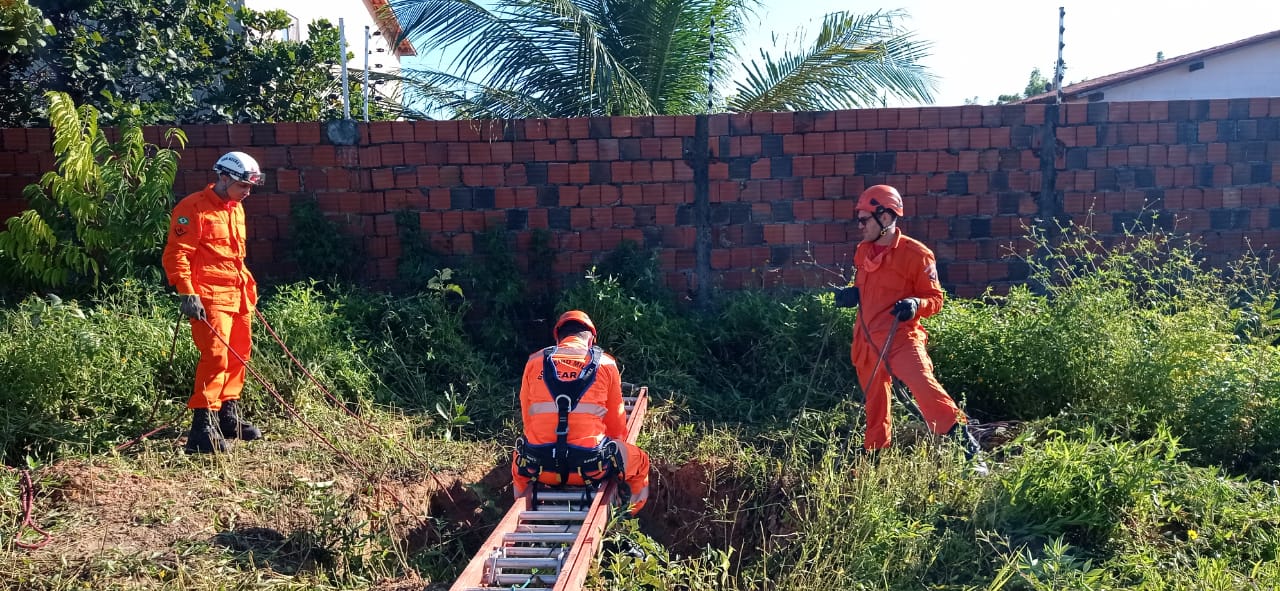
[213,151,265,186]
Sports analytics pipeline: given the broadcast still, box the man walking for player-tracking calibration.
[162,151,265,453]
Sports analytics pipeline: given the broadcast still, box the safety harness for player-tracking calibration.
[516,345,624,486]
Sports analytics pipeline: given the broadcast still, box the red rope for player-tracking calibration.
[4,467,51,550]
[199,317,438,523]
[253,308,456,503]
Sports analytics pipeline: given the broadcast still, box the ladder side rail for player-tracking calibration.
[448,497,531,590]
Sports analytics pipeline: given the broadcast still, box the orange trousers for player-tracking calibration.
[511,440,651,515]
[856,335,963,450]
[187,308,252,411]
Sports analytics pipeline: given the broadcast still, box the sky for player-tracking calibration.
[737,0,1280,106]
[398,0,1280,109]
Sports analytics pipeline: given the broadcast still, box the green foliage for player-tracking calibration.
[0,0,53,59]
[0,282,193,463]
[0,91,185,293]
[0,1,393,126]
[396,0,935,118]
[285,198,364,283]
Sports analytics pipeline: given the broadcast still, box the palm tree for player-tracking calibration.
[391,0,935,118]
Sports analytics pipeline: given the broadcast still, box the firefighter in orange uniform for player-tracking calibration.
[834,185,984,470]
[511,311,651,515]
[162,151,265,454]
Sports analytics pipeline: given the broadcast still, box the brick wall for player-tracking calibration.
[1,99,1278,298]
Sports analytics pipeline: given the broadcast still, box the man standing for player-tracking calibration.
[511,311,651,516]
[162,151,265,454]
[835,185,984,470]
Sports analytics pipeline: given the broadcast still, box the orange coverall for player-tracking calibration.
[852,230,964,450]
[161,185,258,412]
[511,335,651,515]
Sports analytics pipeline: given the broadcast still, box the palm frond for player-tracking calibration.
[727,10,937,112]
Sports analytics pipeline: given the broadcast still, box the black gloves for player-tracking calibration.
[180,294,207,321]
[834,286,860,308]
[891,298,919,321]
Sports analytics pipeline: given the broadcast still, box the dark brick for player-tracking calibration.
[730,115,752,135]
[1011,125,1036,149]
[1065,148,1087,169]
[1244,141,1267,161]
[1134,168,1155,188]
[1167,100,1190,121]
[855,153,877,175]
[1271,208,1280,229]
[682,136,699,159]
[590,162,611,184]
[1209,209,1250,229]
[1258,119,1279,140]
[1097,168,1119,191]
[946,172,969,195]
[779,178,803,199]
[771,156,793,177]
[990,171,1010,191]
[1144,189,1165,207]
[632,118,654,136]
[633,205,656,225]
[473,188,495,208]
[676,204,694,225]
[728,157,753,179]
[526,162,548,185]
[1237,120,1258,140]
[642,227,663,248]
[762,134,784,157]
[771,201,794,222]
[711,204,732,224]
[506,209,528,230]
[1001,105,1026,126]
[620,139,642,160]
[969,217,991,238]
[719,136,733,158]
[1176,121,1198,144]
[1087,102,1109,123]
[251,124,275,145]
[730,202,751,224]
[537,186,558,206]
[548,207,572,230]
[450,187,473,209]
[999,149,1021,170]
[1253,163,1273,183]
[793,112,815,133]
[1217,120,1238,141]
[742,224,764,245]
[770,246,792,265]
[589,117,611,138]
[1228,99,1251,119]
[1007,259,1030,281]
[1114,211,1140,230]
[875,153,896,173]
[1196,164,1215,187]
[504,123,520,141]
[1191,100,1211,121]
[936,262,951,283]
[997,192,1021,214]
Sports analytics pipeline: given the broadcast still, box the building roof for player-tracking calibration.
[1020,28,1280,103]
[363,0,416,57]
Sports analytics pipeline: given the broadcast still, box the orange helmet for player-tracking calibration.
[856,185,904,217]
[554,310,597,339]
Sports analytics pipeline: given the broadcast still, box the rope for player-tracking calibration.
[3,466,51,550]
[115,312,186,453]
[197,317,433,524]
[253,309,456,504]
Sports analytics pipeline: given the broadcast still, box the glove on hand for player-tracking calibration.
[891,297,919,321]
[180,294,207,321]
[834,286,860,308]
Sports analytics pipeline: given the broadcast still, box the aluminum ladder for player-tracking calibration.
[451,385,649,591]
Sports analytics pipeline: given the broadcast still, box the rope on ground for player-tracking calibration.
[3,466,51,550]
[254,309,456,504]
[202,317,441,524]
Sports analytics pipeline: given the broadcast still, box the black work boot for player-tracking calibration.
[185,408,231,453]
[217,400,262,441]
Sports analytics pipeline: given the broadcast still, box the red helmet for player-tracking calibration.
[554,310,597,339]
[856,185,904,217]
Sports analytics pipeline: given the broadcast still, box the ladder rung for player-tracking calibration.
[459,588,551,591]
[516,523,581,534]
[494,557,564,570]
[499,547,566,558]
[503,532,579,544]
[518,510,587,521]
[495,573,557,586]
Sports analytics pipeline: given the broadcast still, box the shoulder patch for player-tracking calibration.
[925,262,939,282]
[177,216,189,225]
